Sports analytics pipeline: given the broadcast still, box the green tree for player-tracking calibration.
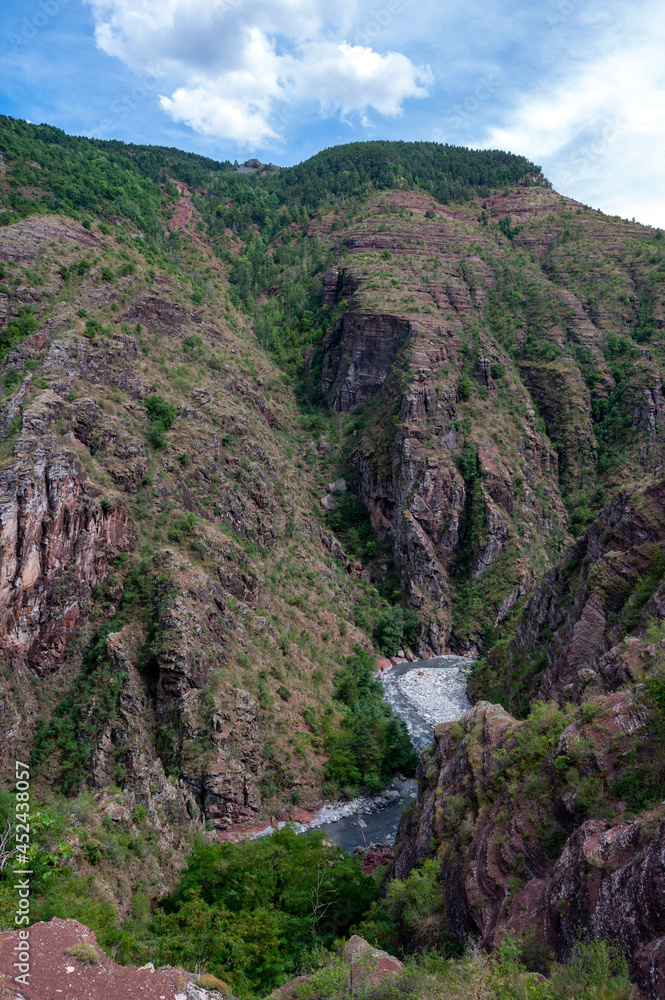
[374,606,404,656]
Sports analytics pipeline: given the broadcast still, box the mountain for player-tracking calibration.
[1,116,665,997]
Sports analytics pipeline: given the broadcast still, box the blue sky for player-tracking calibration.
[1,0,664,226]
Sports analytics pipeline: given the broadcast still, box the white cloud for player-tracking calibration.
[85,0,432,148]
[481,0,665,227]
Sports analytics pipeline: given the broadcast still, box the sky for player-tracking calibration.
[1,0,664,227]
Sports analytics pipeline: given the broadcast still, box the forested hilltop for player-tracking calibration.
[1,116,665,998]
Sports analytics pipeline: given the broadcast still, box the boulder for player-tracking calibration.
[273,935,404,997]
[337,935,404,991]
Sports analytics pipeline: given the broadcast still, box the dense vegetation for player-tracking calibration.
[0,118,544,399]
[0,116,234,232]
[153,829,377,994]
[325,649,418,793]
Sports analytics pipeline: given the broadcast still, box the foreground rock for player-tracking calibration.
[271,936,404,998]
[0,917,228,1000]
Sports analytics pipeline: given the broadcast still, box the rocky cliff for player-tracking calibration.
[393,692,665,997]
[312,184,665,652]
[2,126,665,996]
[470,475,665,713]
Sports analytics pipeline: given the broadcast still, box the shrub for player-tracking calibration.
[195,975,228,996]
[148,423,168,450]
[403,608,421,648]
[2,368,22,389]
[549,939,639,1000]
[81,837,104,865]
[65,943,99,965]
[458,376,472,400]
[84,319,102,339]
[144,395,176,430]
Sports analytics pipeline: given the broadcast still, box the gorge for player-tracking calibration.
[0,120,664,998]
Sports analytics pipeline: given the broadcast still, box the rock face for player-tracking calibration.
[0,212,368,857]
[321,305,413,412]
[314,181,665,650]
[393,695,665,998]
[318,192,575,650]
[483,475,665,710]
[2,132,665,980]
[0,392,134,675]
[543,818,665,998]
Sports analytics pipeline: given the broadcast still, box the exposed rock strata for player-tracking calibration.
[0,212,359,853]
[504,476,665,705]
[393,695,664,998]
[0,391,134,675]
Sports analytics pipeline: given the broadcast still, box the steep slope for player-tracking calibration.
[7,121,663,658]
[392,479,665,996]
[311,184,664,652]
[2,122,665,996]
[471,475,665,713]
[0,207,388,849]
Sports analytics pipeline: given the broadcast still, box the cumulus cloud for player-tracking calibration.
[85,0,432,147]
[481,0,665,227]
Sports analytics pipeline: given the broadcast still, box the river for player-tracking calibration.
[312,655,472,851]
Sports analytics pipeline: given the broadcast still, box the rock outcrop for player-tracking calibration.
[393,695,665,997]
[271,935,404,998]
[0,391,134,675]
[0,212,371,859]
[481,475,665,709]
[318,191,574,650]
[321,294,413,411]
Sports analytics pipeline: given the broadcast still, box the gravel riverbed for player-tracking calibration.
[396,663,471,728]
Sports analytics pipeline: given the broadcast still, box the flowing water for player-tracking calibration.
[315,655,472,851]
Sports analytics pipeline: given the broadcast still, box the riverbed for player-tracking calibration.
[315,655,472,850]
